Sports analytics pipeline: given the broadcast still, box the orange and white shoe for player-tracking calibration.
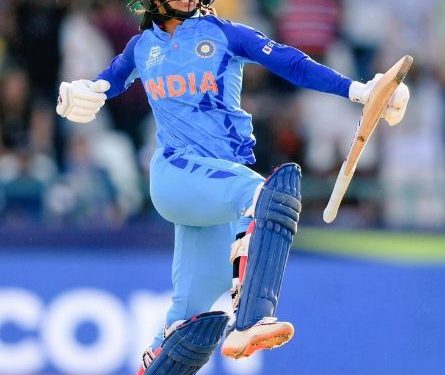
[221,317,294,359]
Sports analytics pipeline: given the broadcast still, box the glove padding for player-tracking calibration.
[56,79,110,124]
[349,74,410,126]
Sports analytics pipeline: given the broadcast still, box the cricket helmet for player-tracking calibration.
[128,0,215,29]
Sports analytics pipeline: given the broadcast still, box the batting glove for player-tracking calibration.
[349,74,410,126]
[56,79,110,124]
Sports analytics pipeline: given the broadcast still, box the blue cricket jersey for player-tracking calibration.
[97,15,352,165]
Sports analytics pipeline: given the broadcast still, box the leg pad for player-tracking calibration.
[146,311,229,374]
[236,163,302,330]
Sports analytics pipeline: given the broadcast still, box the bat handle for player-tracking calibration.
[323,162,355,223]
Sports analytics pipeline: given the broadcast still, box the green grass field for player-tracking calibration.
[294,227,445,264]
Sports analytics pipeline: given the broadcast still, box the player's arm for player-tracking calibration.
[56,34,141,123]
[225,22,409,125]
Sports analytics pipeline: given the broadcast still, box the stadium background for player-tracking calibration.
[0,0,444,374]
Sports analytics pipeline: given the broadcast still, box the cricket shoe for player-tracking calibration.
[221,317,294,359]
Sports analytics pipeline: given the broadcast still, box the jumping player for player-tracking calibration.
[56,1,410,374]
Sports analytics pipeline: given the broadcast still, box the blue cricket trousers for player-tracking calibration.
[149,147,264,348]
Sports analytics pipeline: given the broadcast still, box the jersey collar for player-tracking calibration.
[151,12,203,39]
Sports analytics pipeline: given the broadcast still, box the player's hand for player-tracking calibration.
[384,82,410,126]
[349,74,410,126]
[56,79,110,124]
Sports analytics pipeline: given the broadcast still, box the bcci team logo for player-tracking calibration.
[195,40,216,58]
[146,45,165,69]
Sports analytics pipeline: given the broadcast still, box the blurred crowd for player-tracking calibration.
[0,0,444,231]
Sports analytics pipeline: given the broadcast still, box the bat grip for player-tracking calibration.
[323,162,355,223]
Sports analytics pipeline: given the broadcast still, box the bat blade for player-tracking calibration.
[323,55,413,224]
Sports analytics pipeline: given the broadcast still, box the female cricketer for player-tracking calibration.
[56,1,410,374]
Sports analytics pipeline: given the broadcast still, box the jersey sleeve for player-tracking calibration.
[95,34,142,99]
[223,21,352,98]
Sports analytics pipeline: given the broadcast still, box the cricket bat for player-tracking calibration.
[323,55,413,224]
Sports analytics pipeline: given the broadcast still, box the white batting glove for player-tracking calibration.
[56,79,110,124]
[349,74,410,126]
[384,83,410,126]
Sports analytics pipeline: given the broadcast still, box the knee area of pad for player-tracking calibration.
[265,163,301,198]
[259,191,301,218]
[256,191,301,234]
